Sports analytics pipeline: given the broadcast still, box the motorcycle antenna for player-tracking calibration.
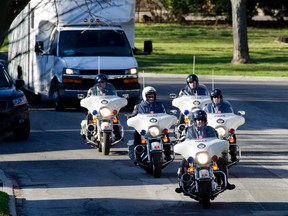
[212,69,215,90]
[192,56,196,74]
[98,56,100,74]
[142,70,145,88]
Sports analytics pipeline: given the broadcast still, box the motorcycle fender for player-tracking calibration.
[101,121,112,131]
[150,141,162,151]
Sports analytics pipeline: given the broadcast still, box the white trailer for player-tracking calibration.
[8,0,152,110]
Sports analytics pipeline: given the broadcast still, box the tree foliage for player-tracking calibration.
[0,0,29,46]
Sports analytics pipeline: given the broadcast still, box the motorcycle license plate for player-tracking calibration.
[101,122,112,130]
[199,169,210,178]
[151,141,162,150]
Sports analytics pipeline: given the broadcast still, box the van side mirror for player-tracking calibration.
[144,40,153,54]
[35,41,44,54]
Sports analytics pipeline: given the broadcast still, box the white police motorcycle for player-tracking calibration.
[174,136,231,209]
[79,94,127,155]
[207,111,245,166]
[170,88,211,141]
[127,112,177,178]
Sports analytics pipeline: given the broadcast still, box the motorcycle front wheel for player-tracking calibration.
[151,153,162,178]
[101,132,111,155]
[198,181,211,209]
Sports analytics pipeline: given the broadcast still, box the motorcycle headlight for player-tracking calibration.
[99,107,113,118]
[148,126,160,137]
[196,152,209,164]
[215,126,227,138]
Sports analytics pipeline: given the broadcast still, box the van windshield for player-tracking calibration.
[59,30,133,57]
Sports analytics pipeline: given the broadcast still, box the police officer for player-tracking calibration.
[204,88,233,114]
[179,74,209,96]
[87,74,116,97]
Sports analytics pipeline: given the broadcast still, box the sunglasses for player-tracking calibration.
[212,96,220,98]
[195,118,204,121]
[147,95,155,98]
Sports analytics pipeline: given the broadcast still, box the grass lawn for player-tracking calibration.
[0,191,10,216]
[1,23,287,77]
[134,23,288,77]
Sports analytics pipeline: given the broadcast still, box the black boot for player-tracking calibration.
[226,182,236,190]
[175,187,183,193]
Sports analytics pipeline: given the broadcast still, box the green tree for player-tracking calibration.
[0,0,29,47]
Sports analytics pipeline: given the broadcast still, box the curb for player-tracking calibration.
[139,72,288,82]
[0,170,16,216]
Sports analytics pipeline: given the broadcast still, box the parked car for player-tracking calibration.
[0,63,30,140]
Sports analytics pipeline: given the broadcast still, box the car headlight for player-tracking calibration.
[64,68,80,75]
[99,107,113,118]
[12,96,28,106]
[215,126,227,138]
[196,152,209,164]
[125,68,138,75]
[148,126,160,137]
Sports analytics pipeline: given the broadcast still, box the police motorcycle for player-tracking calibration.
[174,130,231,209]
[79,93,127,155]
[127,111,178,178]
[169,84,211,141]
[207,111,245,167]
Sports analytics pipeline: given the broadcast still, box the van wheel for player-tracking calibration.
[53,91,65,111]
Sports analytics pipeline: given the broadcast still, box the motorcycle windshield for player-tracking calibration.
[127,113,177,134]
[172,95,211,113]
[207,113,245,131]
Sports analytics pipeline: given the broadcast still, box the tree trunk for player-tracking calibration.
[230,0,251,64]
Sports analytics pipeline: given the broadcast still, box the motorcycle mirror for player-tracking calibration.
[122,94,129,99]
[170,110,177,115]
[77,94,85,99]
[238,110,245,116]
[169,93,177,99]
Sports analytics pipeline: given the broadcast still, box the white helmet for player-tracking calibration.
[142,86,157,101]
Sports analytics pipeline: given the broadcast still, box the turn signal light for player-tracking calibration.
[113,117,118,124]
[188,167,194,172]
[123,78,138,84]
[184,118,189,124]
[229,136,235,144]
[141,138,146,144]
[213,164,219,171]
[62,78,82,84]
[162,137,169,143]
[92,118,97,123]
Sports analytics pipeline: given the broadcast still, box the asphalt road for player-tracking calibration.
[0,74,288,216]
